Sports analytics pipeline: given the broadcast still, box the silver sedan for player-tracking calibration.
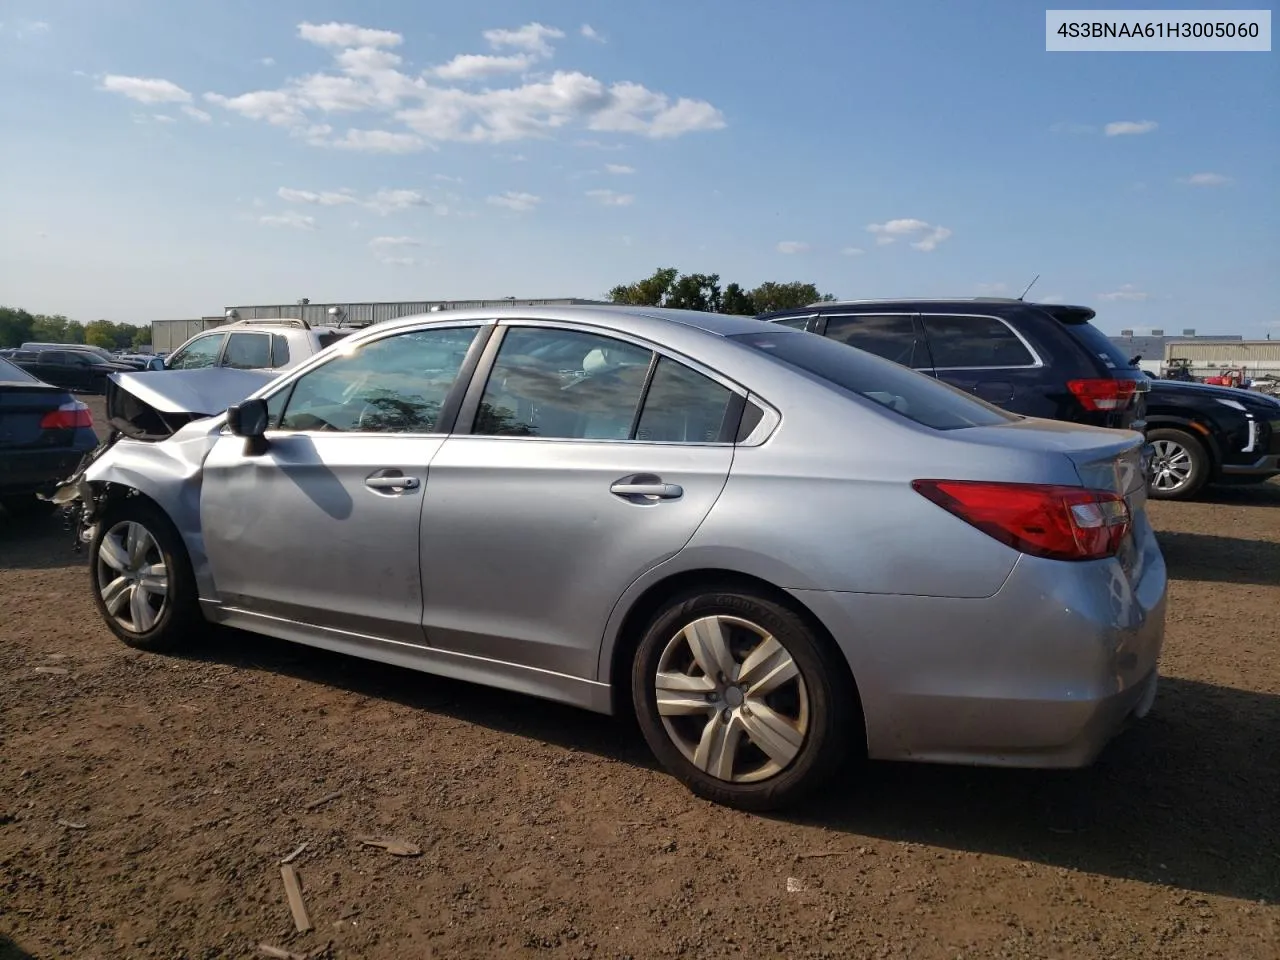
[67,306,1166,810]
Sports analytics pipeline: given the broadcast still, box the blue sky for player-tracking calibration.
[1,0,1276,334]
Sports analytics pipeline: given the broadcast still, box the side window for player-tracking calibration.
[635,357,733,443]
[474,327,652,440]
[222,333,271,369]
[922,315,1035,368]
[270,334,291,368]
[824,315,920,367]
[42,351,66,364]
[278,325,479,433]
[772,316,813,331]
[168,334,225,370]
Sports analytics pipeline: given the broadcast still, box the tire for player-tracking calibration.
[1146,428,1210,501]
[1,494,57,518]
[88,497,202,650]
[631,587,857,811]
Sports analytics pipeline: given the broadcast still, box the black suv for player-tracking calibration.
[760,298,1146,430]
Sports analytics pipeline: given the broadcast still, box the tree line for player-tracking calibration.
[608,268,835,315]
[0,307,150,351]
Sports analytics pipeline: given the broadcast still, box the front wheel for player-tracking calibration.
[631,587,857,811]
[1146,428,1210,500]
[89,498,202,650]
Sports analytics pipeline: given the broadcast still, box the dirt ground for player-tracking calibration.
[1,399,1277,960]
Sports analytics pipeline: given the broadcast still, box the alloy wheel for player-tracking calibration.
[653,615,810,784]
[1149,438,1194,493]
[96,520,169,633]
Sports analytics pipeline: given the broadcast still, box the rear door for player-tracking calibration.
[816,313,929,370]
[918,313,1047,414]
[419,321,739,679]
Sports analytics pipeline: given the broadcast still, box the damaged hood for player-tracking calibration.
[107,368,281,440]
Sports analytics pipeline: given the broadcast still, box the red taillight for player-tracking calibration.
[912,479,1130,562]
[39,401,93,431]
[1067,378,1138,412]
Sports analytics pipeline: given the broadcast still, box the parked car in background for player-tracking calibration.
[21,341,118,361]
[760,298,1148,431]
[0,357,98,516]
[150,318,354,373]
[1142,374,1280,499]
[58,305,1165,811]
[12,349,135,394]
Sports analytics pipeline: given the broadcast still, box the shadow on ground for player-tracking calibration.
[179,628,1280,905]
[1157,530,1280,586]
[0,509,84,572]
[0,934,38,960]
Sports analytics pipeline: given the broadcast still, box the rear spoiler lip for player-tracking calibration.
[1036,304,1097,324]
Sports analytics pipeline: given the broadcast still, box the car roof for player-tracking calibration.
[759,299,1095,320]
[360,304,771,339]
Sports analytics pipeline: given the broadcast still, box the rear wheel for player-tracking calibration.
[89,498,202,650]
[1147,428,1210,500]
[631,587,856,811]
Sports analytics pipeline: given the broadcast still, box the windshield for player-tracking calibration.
[730,329,1019,430]
[0,357,40,383]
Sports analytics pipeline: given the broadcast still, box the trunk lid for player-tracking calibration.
[0,383,66,450]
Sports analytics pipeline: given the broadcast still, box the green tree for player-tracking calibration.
[30,313,71,343]
[84,319,119,349]
[608,267,679,306]
[749,281,834,314]
[0,306,35,348]
[665,272,722,312]
[132,325,152,349]
[721,283,756,316]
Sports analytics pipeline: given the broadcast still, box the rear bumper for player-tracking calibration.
[794,515,1167,767]
[0,439,98,496]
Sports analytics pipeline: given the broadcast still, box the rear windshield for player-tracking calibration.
[317,330,353,349]
[730,329,1019,430]
[0,357,39,383]
[1041,309,1136,372]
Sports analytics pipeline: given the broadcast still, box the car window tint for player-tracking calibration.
[222,333,271,369]
[635,357,732,443]
[270,334,291,368]
[474,327,652,440]
[922,315,1034,368]
[772,316,812,331]
[168,334,225,370]
[41,351,65,364]
[730,329,1018,430]
[0,357,38,383]
[824,315,919,366]
[277,326,479,433]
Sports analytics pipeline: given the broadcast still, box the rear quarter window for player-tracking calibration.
[1054,317,1135,372]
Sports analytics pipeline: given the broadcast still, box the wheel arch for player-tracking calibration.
[1145,415,1222,474]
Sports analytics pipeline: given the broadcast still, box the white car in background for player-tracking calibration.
[148,318,354,373]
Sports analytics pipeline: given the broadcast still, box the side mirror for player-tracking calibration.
[227,398,270,456]
[147,357,165,371]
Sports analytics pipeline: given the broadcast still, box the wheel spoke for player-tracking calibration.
[692,714,743,780]
[682,617,737,681]
[737,635,798,698]
[101,576,131,614]
[125,523,146,566]
[740,702,804,766]
[99,535,130,573]
[655,671,716,716]
[130,583,156,632]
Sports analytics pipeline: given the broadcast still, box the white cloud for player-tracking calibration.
[586,189,634,207]
[369,236,422,248]
[329,128,426,153]
[1104,120,1158,136]
[1180,172,1231,186]
[3,20,50,38]
[99,75,192,104]
[484,22,565,57]
[1098,284,1150,302]
[260,211,316,229]
[575,139,625,150]
[366,189,434,214]
[260,57,276,66]
[841,247,864,257]
[181,105,212,123]
[377,256,417,266]
[434,53,534,80]
[776,241,810,254]
[151,114,176,123]
[206,89,305,127]
[581,24,606,43]
[433,173,463,183]
[298,22,403,49]
[1039,292,1065,303]
[866,218,952,252]
[487,191,541,212]
[604,163,635,174]
[278,187,358,206]
[588,80,725,138]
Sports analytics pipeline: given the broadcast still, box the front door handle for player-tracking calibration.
[365,474,420,491]
[610,476,683,501]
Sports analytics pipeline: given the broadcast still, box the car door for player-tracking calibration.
[199,322,489,643]
[36,351,74,389]
[219,332,272,370]
[918,313,1043,411]
[420,321,739,679]
[815,313,930,370]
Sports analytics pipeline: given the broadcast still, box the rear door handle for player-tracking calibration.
[365,474,420,491]
[610,478,683,501]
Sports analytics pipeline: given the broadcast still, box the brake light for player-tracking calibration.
[39,401,93,431]
[912,479,1130,562]
[1067,378,1138,412]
